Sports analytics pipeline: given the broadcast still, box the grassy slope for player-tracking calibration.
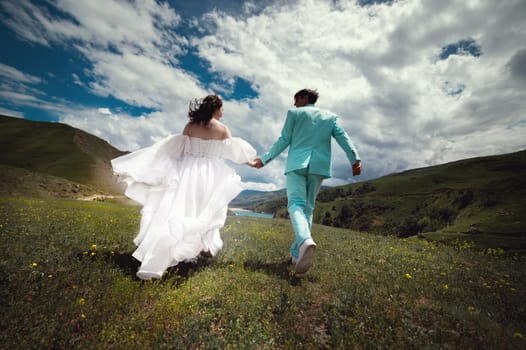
[0,164,103,198]
[0,115,126,194]
[255,150,526,249]
[0,196,525,349]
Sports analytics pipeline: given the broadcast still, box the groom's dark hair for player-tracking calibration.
[294,89,319,104]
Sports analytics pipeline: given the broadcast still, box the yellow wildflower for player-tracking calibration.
[405,273,412,279]
[443,284,449,291]
[30,262,38,268]
[91,244,97,250]
[467,306,476,312]
[78,298,86,305]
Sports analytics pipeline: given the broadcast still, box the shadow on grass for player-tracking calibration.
[77,251,213,283]
[243,258,318,286]
[77,251,317,286]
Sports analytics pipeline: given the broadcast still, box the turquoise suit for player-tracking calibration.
[260,104,360,258]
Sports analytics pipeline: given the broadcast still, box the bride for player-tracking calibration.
[111,95,256,280]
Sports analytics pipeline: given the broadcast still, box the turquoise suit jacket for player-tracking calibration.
[260,104,360,178]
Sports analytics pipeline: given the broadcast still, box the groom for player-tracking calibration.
[251,89,362,273]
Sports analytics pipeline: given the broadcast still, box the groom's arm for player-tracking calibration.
[332,117,361,168]
[259,110,295,165]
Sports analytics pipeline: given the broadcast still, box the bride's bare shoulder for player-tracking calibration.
[223,125,232,139]
[210,119,231,139]
[182,122,192,136]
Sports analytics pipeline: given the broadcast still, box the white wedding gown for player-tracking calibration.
[111,135,256,280]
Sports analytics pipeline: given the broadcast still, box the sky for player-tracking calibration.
[1,0,525,191]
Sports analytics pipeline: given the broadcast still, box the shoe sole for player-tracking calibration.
[296,244,316,274]
[136,270,163,280]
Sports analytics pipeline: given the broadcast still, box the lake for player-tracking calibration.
[230,208,274,219]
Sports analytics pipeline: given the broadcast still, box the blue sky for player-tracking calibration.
[1,0,525,191]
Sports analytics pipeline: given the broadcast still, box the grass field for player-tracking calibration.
[1,196,525,349]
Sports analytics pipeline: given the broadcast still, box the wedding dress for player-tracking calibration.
[111,134,256,280]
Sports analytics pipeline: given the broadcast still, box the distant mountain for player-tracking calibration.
[231,187,331,210]
[0,115,126,196]
[230,189,287,209]
[252,150,526,243]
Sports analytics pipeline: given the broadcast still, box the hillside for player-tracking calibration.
[0,115,126,195]
[231,187,330,210]
[253,150,526,248]
[230,189,287,208]
[0,164,105,199]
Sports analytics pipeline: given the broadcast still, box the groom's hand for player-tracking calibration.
[247,158,264,169]
[253,158,264,169]
[352,161,362,176]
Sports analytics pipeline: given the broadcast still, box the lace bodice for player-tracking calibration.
[184,137,231,159]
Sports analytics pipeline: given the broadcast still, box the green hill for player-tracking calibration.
[230,189,287,209]
[231,187,328,210]
[0,115,126,195]
[0,164,106,199]
[253,150,526,249]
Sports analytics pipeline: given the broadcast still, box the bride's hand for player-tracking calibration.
[246,158,263,168]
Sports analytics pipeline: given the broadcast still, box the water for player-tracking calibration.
[230,209,274,219]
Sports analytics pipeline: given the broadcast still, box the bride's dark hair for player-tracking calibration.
[188,94,223,125]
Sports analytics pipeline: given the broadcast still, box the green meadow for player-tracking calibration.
[1,196,525,349]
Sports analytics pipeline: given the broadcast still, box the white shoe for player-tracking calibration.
[136,270,163,280]
[296,239,316,274]
[290,253,298,264]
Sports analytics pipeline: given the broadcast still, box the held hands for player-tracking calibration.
[246,157,264,169]
[352,161,362,176]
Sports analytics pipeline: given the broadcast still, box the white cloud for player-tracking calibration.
[0,107,24,118]
[0,62,51,112]
[59,108,172,151]
[0,63,41,84]
[191,0,526,188]
[241,181,280,192]
[81,49,205,111]
[97,108,111,115]
[71,73,83,86]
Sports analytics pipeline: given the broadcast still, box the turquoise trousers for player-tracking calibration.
[286,168,324,258]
